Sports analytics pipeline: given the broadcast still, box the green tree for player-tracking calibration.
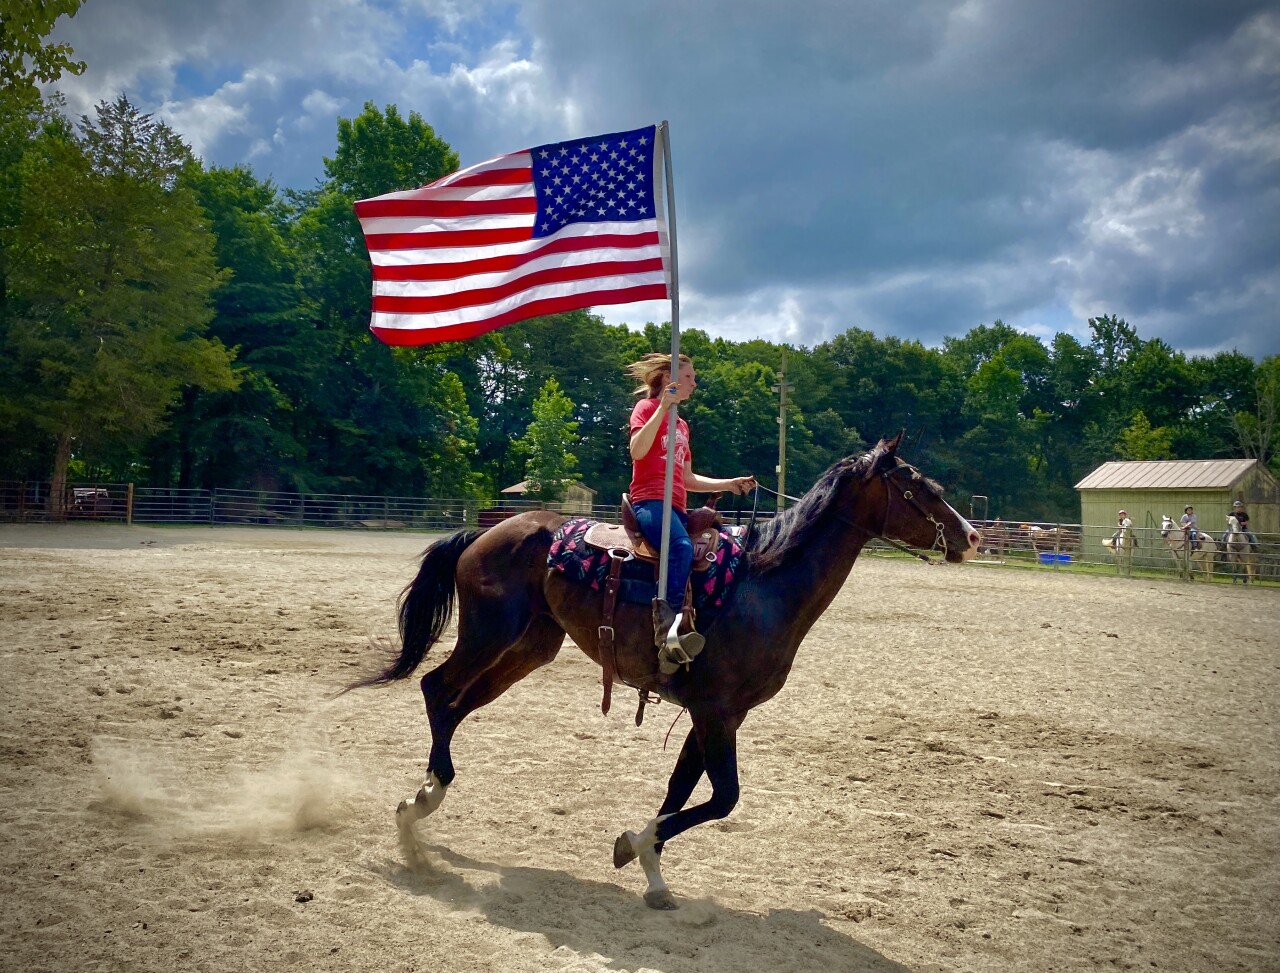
[284,102,468,494]
[0,0,86,96]
[478,311,643,499]
[953,353,1041,515]
[0,97,236,510]
[420,368,487,501]
[1181,350,1257,459]
[1,0,86,327]
[325,102,459,200]
[517,377,580,501]
[1117,411,1174,460]
[684,357,784,502]
[1232,356,1279,472]
[144,165,310,489]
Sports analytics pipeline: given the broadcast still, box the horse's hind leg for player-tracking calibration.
[397,613,565,829]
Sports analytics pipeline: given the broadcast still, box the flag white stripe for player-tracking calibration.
[381,184,535,204]
[370,271,668,330]
[361,212,535,235]
[372,246,665,299]
[366,218,660,266]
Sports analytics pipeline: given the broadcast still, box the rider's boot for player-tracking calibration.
[656,590,705,675]
[652,598,677,651]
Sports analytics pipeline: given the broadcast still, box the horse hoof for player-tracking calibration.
[644,889,679,911]
[613,831,638,869]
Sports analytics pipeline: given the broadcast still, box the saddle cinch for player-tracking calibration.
[583,493,724,723]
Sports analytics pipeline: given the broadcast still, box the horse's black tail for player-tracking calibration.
[342,529,486,692]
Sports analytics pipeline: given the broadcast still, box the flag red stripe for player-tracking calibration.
[370,231,662,281]
[437,165,532,188]
[370,259,666,314]
[414,165,532,193]
[363,226,533,251]
[369,284,669,346]
[354,196,538,219]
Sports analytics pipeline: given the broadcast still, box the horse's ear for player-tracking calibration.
[880,431,904,455]
[865,433,902,480]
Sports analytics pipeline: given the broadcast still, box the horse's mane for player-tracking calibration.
[747,447,882,574]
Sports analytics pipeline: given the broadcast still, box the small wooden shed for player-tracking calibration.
[1075,459,1279,560]
[500,479,597,515]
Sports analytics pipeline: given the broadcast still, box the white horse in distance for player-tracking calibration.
[1223,514,1257,584]
[1160,515,1218,581]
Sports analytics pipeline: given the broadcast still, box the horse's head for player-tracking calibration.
[1228,514,1241,531]
[866,434,981,563]
[1160,515,1174,537]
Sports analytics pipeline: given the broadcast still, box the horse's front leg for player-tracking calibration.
[615,715,741,910]
[615,727,705,870]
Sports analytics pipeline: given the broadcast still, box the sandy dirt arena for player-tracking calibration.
[0,523,1277,973]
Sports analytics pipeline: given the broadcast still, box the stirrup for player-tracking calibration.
[657,610,705,675]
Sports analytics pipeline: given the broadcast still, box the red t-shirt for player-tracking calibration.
[629,397,690,511]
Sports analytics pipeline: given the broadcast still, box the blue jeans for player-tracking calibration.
[632,501,692,607]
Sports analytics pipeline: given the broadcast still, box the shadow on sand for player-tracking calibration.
[374,839,911,973]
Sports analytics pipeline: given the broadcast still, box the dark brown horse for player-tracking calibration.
[349,434,980,909]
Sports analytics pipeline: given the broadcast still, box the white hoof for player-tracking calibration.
[396,773,446,824]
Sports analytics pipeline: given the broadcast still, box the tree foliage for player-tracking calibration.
[0,0,86,97]
[517,377,581,501]
[0,97,236,508]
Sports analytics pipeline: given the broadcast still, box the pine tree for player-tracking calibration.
[517,377,581,502]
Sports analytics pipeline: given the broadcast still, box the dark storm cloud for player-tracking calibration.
[49,0,1280,356]
[523,0,1279,355]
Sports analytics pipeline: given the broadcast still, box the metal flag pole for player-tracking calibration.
[656,120,680,607]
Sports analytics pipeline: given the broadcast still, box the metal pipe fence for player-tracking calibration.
[1,481,1273,583]
[958,517,1278,583]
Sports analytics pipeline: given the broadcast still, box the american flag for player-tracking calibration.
[355,124,670,346]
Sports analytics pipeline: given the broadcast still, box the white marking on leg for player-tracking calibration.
[396,771,446,827]
[632,814,672,898]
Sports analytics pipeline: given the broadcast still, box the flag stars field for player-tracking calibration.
[355,124,669,346]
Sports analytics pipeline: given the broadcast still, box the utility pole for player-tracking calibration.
[771,347,795,510]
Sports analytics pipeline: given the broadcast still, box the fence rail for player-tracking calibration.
[964,517,1277,582]
[1,481,1273,583]
[0,481,620,532]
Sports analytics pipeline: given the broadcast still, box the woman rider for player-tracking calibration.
[626,353,756,668]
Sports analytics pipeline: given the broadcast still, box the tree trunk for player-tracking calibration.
[48,430,72,519]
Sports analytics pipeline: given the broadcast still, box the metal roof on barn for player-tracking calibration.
[1074,459,1258,491]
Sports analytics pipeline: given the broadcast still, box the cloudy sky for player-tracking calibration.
[48,0,1280,358]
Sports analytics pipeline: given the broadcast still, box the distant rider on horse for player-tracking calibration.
[1179,505,1200,550]
[1223,500,1258,551]
[1111,509,1133,548]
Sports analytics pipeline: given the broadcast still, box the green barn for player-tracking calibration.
[1075,459,1279,570]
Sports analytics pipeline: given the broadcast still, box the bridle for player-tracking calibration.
[874,463,950,563]
[749,461,952,565]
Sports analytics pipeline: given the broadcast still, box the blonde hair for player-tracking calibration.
[625,352,692,398]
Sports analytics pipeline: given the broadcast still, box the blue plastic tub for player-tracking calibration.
[1037,552,1073,564]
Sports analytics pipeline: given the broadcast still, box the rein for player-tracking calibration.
[750,468,949,565]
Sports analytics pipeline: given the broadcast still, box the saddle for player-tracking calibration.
[583,493,724,571]
[582,493,723,723]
